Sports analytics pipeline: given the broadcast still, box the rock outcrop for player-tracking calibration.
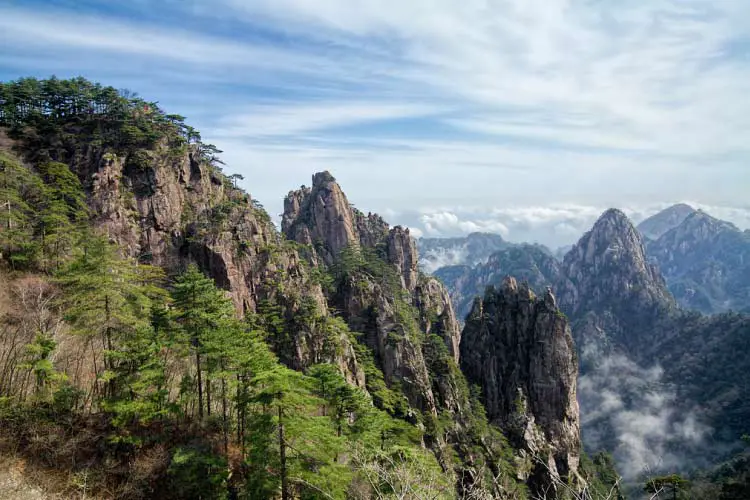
[81,148,366,386]
[461,277,582,496]
[282,171,390,265]
[282,172,462,414]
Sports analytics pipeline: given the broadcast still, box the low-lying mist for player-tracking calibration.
[578,348,711,481]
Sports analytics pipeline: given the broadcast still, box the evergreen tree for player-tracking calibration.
[171,264,234,420]
[55,233,165,404]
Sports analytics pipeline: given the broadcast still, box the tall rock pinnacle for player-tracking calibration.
[461,277,583,496]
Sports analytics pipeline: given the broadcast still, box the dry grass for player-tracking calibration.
[0,453,101,500]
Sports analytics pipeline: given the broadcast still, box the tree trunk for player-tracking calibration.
[196,351,203,420]
[279,403,289,500]
[221,372,228,455]
[206,375,212,417]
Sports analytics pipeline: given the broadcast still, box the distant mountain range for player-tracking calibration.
[427,204,750,316]
[642,207,750,314]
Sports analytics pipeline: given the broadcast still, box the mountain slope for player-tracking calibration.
[637,203,697,240]
[646,210,750,314]
[558,209,750,479]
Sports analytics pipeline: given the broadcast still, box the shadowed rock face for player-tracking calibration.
[461,277,582,496]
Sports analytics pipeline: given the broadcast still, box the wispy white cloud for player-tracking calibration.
[1,0,749,241]
[212,102,443,138]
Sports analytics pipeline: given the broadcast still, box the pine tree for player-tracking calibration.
[251,365,349,499]
[171,264,234,421]
[55,233,165,405]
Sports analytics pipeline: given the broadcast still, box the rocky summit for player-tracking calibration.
[556,209,675,352]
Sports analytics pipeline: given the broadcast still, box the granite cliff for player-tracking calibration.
[461,278,583,497]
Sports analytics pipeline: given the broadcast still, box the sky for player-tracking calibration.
[2,0,750,247]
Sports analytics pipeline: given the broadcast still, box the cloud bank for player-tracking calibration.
[395,202,750,249]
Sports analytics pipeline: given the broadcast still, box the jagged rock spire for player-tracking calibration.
[461,279,583,497]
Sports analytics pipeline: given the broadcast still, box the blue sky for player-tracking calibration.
[2,0,750,246]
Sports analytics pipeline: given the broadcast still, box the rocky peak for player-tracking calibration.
[283,172,423,294]
[282,171,360,265]
[558,208,674,321]
[460,276,583,496]
[387,225,419,292]
[637,203,697,240]
[667,210,738,242]
[283,171,462,410]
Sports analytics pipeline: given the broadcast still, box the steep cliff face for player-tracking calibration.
[646,210,750,314]
[461,277,582,496]
[415,275,462,362]
[72,146,366,387]
[557,209,675,352]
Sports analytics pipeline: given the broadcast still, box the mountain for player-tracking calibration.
[417,232,510,273]
[282,172,587,497]
[558,209,750,480]
[428,205,750,485]
[637,203,697,240]
[645,210,750,314]
[557,208,676,354]
[435,244,561,321]
[0,77,595,499]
